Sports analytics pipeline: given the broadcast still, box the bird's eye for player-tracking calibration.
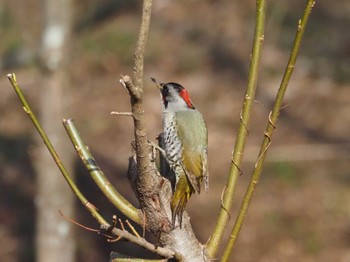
[161,86,169,97]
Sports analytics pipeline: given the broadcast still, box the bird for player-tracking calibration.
[151,77,208,227]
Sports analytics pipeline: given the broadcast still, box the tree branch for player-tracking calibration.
[63,118,142,224]
[101,224,177,259]
[117,0,176,236]
[7,73,107,224]
[132,0,152,91]
[221,1,316,260]
[207,0,266,256]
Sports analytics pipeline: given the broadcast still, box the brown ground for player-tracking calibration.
[0,0,350,261]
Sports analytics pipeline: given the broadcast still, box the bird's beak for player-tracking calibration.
[150,77,163,91]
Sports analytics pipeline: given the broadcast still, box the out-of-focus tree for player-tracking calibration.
[34,0,75,261]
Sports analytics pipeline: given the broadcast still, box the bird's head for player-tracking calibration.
[151,77,195,111]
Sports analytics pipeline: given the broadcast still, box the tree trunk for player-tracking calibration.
[35,0,75,261]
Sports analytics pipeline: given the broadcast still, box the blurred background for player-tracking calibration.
[0,0,350,261]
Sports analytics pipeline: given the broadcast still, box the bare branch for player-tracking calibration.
[117,0,176,236]
[101,225,177,259]
[132,0,152,91]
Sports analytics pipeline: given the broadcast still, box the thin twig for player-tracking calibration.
[118,218,125,231]
[221,1,316,260]
[58,210,100,232]
[101,225,177,259]
[7,73,107,226]
[126,219,141,238]
[107,235,122,243]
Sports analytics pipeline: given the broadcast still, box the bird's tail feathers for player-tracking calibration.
[170,175,194,228]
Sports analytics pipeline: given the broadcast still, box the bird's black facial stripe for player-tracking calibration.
[161,86,169,108]
[161,85,169,97]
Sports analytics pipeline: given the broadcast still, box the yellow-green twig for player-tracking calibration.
[7,73,107,225]
[221,1,316,260]
[63,118,141,224]
[207,0,266,257]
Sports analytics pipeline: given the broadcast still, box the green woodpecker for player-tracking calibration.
[151,78,209,227]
